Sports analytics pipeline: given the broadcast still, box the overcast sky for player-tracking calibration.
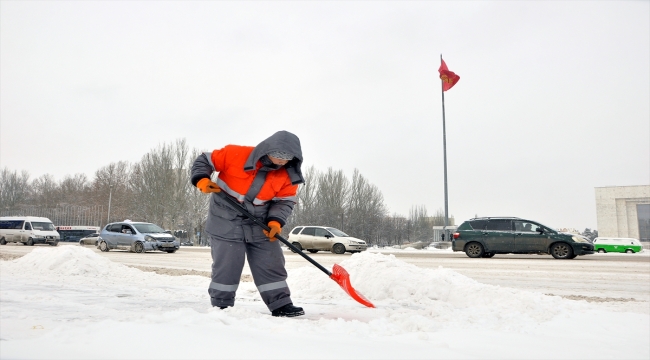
[1,1,648,231]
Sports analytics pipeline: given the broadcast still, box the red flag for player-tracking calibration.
[438,59,460,91]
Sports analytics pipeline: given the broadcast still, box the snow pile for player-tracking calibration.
[3,246,135,277]
[289,252,577,331]
[424,246,453,252]
[1,246,648,359]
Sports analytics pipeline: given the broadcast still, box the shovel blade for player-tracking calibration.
[329,264,375,308]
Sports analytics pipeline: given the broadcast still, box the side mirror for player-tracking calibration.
[536,227,544,234]
[325,235,332,239]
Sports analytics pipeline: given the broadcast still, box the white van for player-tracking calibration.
[0,216,60,246]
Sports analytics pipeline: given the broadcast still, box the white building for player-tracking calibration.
[595,185,650,241]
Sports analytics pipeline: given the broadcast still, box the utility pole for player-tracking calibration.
[107,184,113,224]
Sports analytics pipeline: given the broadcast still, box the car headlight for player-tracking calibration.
[572,236,588,243]
[145,235,156,242]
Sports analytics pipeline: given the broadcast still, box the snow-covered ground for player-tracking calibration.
[1,246,648,359]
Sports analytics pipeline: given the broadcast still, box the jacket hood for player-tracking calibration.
[244,130,304,185]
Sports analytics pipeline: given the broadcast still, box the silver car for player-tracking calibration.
[79,233,100,246]
[97,221,179,253]
[287,226,368,254]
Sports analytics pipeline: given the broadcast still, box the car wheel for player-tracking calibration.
[99,241,110,252]
[482,252,495,258]
[465,242,484,258]
[0,237,6,245]
[598,249,606,253]
[79,240,85,246]
[27,238,34,246]
[290,242,303,253]
[625,249,634,254]
[308,250,318,253]
[551,243,573,259]
[49,241,58,246]
[133,242,145,253]
[331,243,346,254]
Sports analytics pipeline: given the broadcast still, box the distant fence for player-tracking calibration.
[0,205,104,227]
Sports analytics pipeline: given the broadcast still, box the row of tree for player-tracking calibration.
[1,139,452,245]
[1,139,208,243]
[287,167,452,245]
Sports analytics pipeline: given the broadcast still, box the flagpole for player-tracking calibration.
[440,54,449,241]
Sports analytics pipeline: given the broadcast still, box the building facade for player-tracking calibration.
[595,185,650,241]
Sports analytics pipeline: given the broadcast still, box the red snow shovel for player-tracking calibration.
[217,191,375,308]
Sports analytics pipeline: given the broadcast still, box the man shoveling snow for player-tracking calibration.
[191,130,305,317]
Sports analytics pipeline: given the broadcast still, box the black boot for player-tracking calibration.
[211,297,231,309]
[271,303,305,317]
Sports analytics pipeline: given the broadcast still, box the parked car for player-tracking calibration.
[0,216,59,246]
[79,233,100,246]
[97,221,179,253]
[287,226,367,254]
[180,241,194,246]
[452,217,594,259]
[593,237,643,253]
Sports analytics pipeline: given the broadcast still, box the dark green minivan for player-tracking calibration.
[452,217,594,259]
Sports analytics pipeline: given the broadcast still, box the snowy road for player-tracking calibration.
[2,243,649,308]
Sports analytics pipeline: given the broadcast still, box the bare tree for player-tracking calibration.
[0,168,30,209]
[91,161,131,225]
[129,139,192,229]
[130,143,173,226]
[287,165,319,231]
[430,208,455,226]
[168,138,192,230]
[31,174,59,208]
[408,205,432,243]
[181,147,210,244]
[58,173,90,206]
[379,213,409,246]
[315,167,349,229]
[345,169,387,242]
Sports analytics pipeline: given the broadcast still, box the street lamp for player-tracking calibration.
[107,184,113,223]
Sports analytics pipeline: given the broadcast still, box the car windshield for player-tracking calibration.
[32,222,56,231]
[133,223,165,234]
[326,228,349,237]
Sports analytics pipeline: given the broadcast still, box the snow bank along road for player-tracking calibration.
[1,243,649,359]
[2,243,649,312]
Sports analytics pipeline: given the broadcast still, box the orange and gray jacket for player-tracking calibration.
[191,131,304,242]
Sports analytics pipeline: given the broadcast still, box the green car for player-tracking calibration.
[592,237,643,253]
[452,217,594,259]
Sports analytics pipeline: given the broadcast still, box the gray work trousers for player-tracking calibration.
[208,236,293,311]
